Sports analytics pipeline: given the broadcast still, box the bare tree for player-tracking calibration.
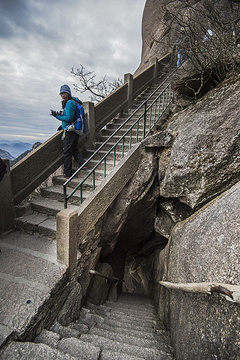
[71,65,123,102]
[153,0,240,100]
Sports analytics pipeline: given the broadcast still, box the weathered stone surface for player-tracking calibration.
[155,198,193,239]
[77,307,105,329]
[142,131,175,148]
[68,322,89,334]
[87,262,113,305]
[50,321,80,339]
[101,350,146,360]
[158,147,172,181]
[165,182,240,359]
[57,337,100,360]
[57,281,82,326]
[0,231,68,343]
[136,0,171,74]
[34,329,60,348]
[168,181,240,282]
[160,76,240,209]
[1,341,77,359]
[80,333,172,360]
[154,209,174,239]
[159,198,193,223]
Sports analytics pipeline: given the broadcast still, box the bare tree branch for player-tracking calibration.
[71,64,123,102]
[153,0,240,100]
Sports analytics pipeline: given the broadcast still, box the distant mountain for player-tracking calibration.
[0,140,33,159]
[11,142,42,166]
[0,149,14,161]
[0,140,42,166]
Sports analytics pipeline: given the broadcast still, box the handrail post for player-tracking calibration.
[83,101,95,147]
[56,209,78,275]
[124,73,133,110]
[63,184,67,209]
[143,102,147,139]
[153,58,159,84]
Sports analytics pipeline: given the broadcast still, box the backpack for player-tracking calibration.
[74,102,87,134]
[65,101,87,135]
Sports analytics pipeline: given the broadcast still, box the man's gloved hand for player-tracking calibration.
[57,125,62,131]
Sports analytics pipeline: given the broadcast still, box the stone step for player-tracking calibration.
[99,133,140,142]
[103,310,157,325]
[14,208,57,239]
[86,302,156,321]
[89,326,161,348]
[15,211,47,233]
[53,174,102,190]
[103,317,158,332]
[41,185,90,205]
[79,334,173,360]
[85,149,123,161]
[106,299,155,310]
[57,337,101,360]
[94,322,161,341]
[105,298,155,310]
[69,164,112,180]
[35,328,102,360]
[90,158,122,172]
[50,321,81,339]
[94,140,138,153]
[29,197,78,216]
[108,116,142,127]
[76,311,105,329]
[101,127,145,137]
[100,350,145,360]
[0,341,78,360]
[38,216,56,239]
[106,304,157,317]
[0,231,66,346]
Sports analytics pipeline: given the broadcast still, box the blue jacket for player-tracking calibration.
[56,97,82,130]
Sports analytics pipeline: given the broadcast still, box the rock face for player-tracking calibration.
[160,76,240,209]
[166,182,240,360]
[137,0,236,74]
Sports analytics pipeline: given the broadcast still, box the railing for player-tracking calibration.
[63,70,175,208]
[89,269,124,302]
[89,269,123,283]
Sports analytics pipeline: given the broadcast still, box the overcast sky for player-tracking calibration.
[0,0,146,143]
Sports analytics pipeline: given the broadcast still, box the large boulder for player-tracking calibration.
[160,75,240,209]
[163,181,240,359]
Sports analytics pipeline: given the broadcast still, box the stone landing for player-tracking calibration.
[0,230,67,348]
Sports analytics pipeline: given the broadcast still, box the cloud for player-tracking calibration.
[0,0,145,142]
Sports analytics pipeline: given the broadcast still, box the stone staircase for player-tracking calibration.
[14,78,173,240]
[1,293,175,360]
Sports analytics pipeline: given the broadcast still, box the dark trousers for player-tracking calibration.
[63,132,85,177]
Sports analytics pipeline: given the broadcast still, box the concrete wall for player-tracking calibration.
[0,159,14,233]
[56,143,142,277]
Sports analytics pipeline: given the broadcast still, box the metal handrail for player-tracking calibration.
[63,69,176,208]
[89,269,124,283]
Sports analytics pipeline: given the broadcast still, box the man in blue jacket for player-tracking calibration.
[51,84,86,178]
